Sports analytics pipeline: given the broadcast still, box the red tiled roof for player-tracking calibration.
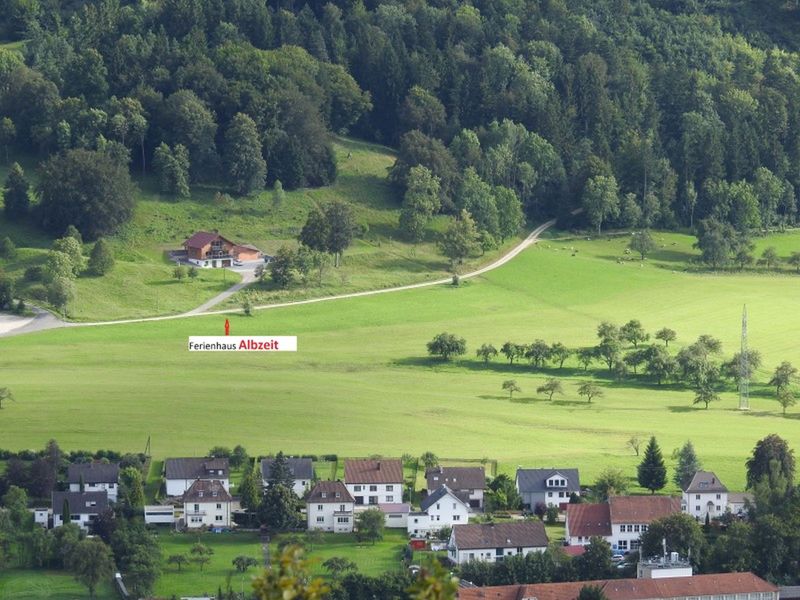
[609,496,681,524]
[453,521,548,550]
[458,573,777,600]
[566,503,611,538]
[561,545,586,557]
[344,459,403,484]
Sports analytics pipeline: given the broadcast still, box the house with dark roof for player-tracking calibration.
[182,231,262,268]
[426,466,486,510]
[681,471,727,521]
[67,462,120,502]
[344,459,404,507]
[447,521,548,564]
[165,458,230,496]
[408,485,470,537]
[307,481,355,533]
[261,457,314,498]
[565,496,680,553]
[182,479,232,529]
[52,490,108,530]
[515,468,580,510]
[456,573,777,600]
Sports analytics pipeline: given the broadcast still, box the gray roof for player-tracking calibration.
[260,457,314,481]
[426,466,486,491]
[67,462,119,484]
[516,468,580,493]
[165,458,229,480]
[452,521,548,550]
[52,491,108,516]
[421,485,469,512]
[684,471,727,493]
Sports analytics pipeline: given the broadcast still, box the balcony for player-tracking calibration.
[185,511,207,517]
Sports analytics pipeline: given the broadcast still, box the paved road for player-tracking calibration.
[0,217,556,336]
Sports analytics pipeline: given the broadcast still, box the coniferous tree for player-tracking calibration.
[3,162,30,220]
[638,436,667,493]
[673,441,701,490]
[223,113,267,195]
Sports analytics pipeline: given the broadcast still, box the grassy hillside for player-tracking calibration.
[2,229,800,492]
[0,570,115,599]
[0,137,526,320]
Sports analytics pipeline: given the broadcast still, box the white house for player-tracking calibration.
[51,490,108,530]
[261,457,314,497]
[379,503,410,528]
[165,457,229,497]
[307,481,355,533]
[565,496,681,553]
[344,459,404,507]
[408,485,470,537]
[447,521,548,565]
[67,462,120,502]
[182,479,232,529]
[426,466,486,510]
[516,468,580,510]
[727,492,753,517]
[682,471,728,521]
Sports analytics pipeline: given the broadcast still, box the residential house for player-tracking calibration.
[408,485,470,537]
[447,521,548,564]
[67,462,120,502]
[261,457,314,498]
[609,496,681,554]
[565,496,680,553]
[307,481,355,533]
[183,231,262,268]
[344,459,404,507]
[727,492,753,517]
[165,457,229,496]
[515,468,580,510]
[379,503,410,528]
[182,479,232,529]
[426,466,486,510]
[457,573,778,600]
[682,471,727,521]
[51,490,108,530]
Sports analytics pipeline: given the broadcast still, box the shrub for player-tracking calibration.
[27,284,48,301]
[24,265,43,281]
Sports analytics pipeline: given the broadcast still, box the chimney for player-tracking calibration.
[377,461,381,470]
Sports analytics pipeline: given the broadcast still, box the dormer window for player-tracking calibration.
[199,491,204,498]
[321,492,327,499]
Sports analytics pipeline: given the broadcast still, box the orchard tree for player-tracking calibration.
[760,247,779,269]
[776,387,797,416]
[550,343,571,368]
[501,341,524,364]
[438,210,480,267]
[637,436,667,493]
[190,542,214,571]
[768,361,797,394]
[502,379,521,399]
[476,344,498,364]
[224,113,267,195]
[356,508,384,544]
[629,230,656,260]
[577,382,603,403]
[427,333,466,360]
[655,328,676,347]
[537,378,564,400]
[627,436,641,456]
[621,320,649,347]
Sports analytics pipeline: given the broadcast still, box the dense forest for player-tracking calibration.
[3,0,800,241]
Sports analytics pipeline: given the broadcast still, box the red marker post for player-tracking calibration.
[224,318,230,336]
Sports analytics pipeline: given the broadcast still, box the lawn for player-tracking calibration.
[155,530,264,598]
[0,570,116,599]
[2,228,800,493]
[0,136,526,320]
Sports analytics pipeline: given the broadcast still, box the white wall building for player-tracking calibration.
[682,471,728,522]
[516,468,580,510]
[447,521,548,564]
[307,481,355,533]
[344,459,404,507]
[182,479,232,529]
[165,457,229,497]
[408,485,470,537]
[426,467,486,511]
[51,491,108,530]
[67,463,120,502]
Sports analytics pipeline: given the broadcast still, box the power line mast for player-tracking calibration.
[739,305,749,411]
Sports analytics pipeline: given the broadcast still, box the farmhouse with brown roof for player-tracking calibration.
[307,481,355,533]
[182,479,232,529]
[344,459,404,506]
[182,231,262,268]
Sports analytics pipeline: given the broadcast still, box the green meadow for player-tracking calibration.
[0,570,115,599]
[2,229,800,493]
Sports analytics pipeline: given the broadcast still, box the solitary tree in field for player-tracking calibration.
[776,387,797,416]
[655,327,676,347]
[769,361,797,394]
[502,380,521,399]
[190,542,214,571]
[0,387,14,409]
[167,554,189,571]
[637,436,667,493]
[476,344,498,364]
[629,230,656,260]
[788,252,800,272]
[627,436,641,456]
[232,555,259,573]
[537,378,564,400]
[427,333,466,361]
[693,383,720,409]
[577,382,603,403]
[69,538,114,598]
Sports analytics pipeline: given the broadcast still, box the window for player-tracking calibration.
[339,504,346,511]
[620,525,626,533]
[453,503,457,509]
[215,515,223,522]
[386,485,394,491]
[369,496,378,505]
[369,485,378,492]
[354,485,362,492]
[634,525,640,532]
[337,517,349,523]
[454,515,461,521]
[618,540,628,550]
[386,496,394,502]
[194,504,199,512]
[436,503,441,510]
[317,505,323,511]
[548,492,553,497]
[71,515,80,521]
[696,494,701,500]
[630,539,640,550]
[642,525,648,532]
[696,505,701,511]
[321,492,327,499]
[216,503,221,509]
[559,492,565,498]
[316,516,324,523]
[716,505,721,511]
